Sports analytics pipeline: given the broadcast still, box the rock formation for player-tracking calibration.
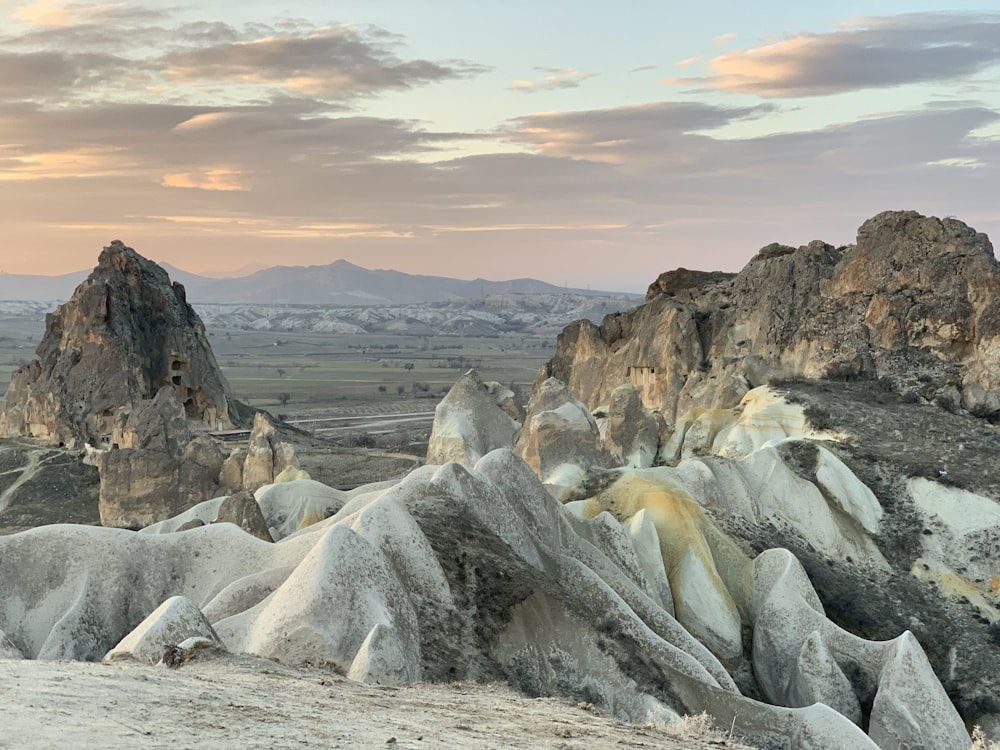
[0,446,975,748]
[426,369,521,466]
[645,267,735,301]
[3,212,1000,748]
[0,240,237,448]
[219,412,304,494]
[513,377,611,500]
[89,386,225,529]
[549,211,1000,425]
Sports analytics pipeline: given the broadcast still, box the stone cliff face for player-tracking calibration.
[546,211,1000,425]
[0,241,237,448]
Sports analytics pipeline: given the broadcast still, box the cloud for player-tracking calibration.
[673,56,701,68]
[510,67,596,92]
[161,26,482,97]
[666,12,1000,97]
[12,1,162,27]
[0,12,484,104]
[161,168,251,191]
[0,50,130,98]
[2,7,999,288]
[3,98,1000,289]
[505,101,774,167]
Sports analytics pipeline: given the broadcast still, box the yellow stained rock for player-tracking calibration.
[585,472,751,665]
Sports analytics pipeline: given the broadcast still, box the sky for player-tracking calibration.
[2,1,1000,292]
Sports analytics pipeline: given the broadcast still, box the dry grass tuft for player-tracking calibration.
[972,725,1000,750]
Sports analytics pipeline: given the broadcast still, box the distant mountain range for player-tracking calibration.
[0,259,630,305]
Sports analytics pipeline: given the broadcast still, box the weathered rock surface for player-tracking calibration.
[89,387,225,529]
[104,595,222,665]
[426,369,521,466]
[2,448,963,748]
[214,490,274,542]
[230,412,303,494]
[530,211,1000,740]
[0,628,24,659]
[548,211,1000,425]
[645,268,735,302]
[514,377,611,499]
[0,241,237,448]
[601,383,659,468]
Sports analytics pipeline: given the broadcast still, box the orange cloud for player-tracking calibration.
[701,36,821,94]
[161,169,251,191]
[172,113,237,132]
[0,145,129,180]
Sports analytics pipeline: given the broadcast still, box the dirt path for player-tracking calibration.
[0,655,755,749]
[0,448,49,513]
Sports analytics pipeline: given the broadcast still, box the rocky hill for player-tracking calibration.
[193,292,637,337]
[547,210,1000,426]
[0,241,238,448]
[1,215,999,749]
[0,257,633,306]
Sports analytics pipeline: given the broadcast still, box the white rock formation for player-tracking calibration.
[0,444,972,749]
[104,595,222,664]
[426,369,521,467]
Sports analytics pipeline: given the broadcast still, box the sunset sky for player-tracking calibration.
[2,1,1000,291]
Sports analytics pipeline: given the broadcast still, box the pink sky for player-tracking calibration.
[2,2,999,292]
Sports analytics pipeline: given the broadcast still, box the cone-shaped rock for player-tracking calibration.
[0,241,236,448]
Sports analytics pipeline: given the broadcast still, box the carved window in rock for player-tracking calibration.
[626,365,656,389]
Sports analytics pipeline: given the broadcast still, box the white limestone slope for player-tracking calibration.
[0,371,980,749]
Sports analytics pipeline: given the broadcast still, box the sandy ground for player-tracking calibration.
[0,653,755,749]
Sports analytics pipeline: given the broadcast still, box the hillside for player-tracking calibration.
[0,257,633,305]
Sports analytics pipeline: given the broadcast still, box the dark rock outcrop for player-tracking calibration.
[0,241,237,448]
[214,490,273,542]
[645,268,735,301]
[547,211,1000,424]
[89,385,225,530]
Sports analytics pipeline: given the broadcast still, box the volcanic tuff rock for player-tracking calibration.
[425,369,521,467]
[549,211,1000,425]
[0,241,237,449]
[225,412,304,494]
[645,268,735,302]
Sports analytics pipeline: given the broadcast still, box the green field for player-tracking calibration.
[0,313,555,416]
[208,329,551,413]
[0,314,43,386]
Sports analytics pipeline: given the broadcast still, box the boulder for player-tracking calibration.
[214,490,273,542]
[0,241,237,448]
[104,595,222,665]
[514,377,611,499]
